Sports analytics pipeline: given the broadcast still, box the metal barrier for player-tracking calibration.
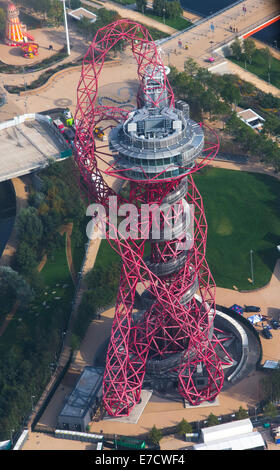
[55,429,103,445]
[12,429,29,450]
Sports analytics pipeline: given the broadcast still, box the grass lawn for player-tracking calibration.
[39,238,73,289]
[94,239,121,270]
[94,169,280,292]
[0,234,74,357]
[230,49,280,89]
[144,12,192,31]
[194,167,280,290]
[71,217,89,274]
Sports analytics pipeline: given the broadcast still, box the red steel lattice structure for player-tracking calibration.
[74,20,232,417]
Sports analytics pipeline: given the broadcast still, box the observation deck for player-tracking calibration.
[109,100,204,181]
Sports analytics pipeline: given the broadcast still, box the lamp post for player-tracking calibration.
[60,0,71,56]
[31,394,36,411]
[250,249,254,285]
[10,429,14,446]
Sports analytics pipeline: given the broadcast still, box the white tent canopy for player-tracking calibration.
[193,431,265,450]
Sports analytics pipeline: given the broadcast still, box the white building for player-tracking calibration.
[237,108,265,131]
[68,7,97,23]
[193,418,266,450]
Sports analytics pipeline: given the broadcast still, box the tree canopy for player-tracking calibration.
[177,418,193,436]
[153,0,182,18]
[149,425,163,444]
[0,266,34,307]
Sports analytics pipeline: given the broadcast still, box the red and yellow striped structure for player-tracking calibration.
[5,2,29,46]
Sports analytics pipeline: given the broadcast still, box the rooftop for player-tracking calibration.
[0,114,68,183]
[237,108,265,123]
[68,7,97,23]
[193,431,265,450]
[58,367,103,420]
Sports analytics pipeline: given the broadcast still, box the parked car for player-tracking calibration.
[262,327,272,339]
[270,319,280,330]
[244,305,261,313]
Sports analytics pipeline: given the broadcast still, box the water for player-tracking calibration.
[0,181,16,258]
[180,0,237,16]
[0,217,15,257]
[253,20,280,50]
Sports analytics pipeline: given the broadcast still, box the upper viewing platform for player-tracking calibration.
[109,100,204,182]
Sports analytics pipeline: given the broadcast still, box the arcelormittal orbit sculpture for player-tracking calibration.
[74,20,233,417]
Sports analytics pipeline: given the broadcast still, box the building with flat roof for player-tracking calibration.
[68,7,97,24]
[193,419,266,450]
[237,108,265,131]
[57,367,103,432]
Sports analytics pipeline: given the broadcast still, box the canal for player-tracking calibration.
[0,181,16,259]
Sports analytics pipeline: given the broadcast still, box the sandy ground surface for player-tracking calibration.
[0,0,279,124]
[1,0,279,451]
[22,431,101,450]
[0,24,86,67]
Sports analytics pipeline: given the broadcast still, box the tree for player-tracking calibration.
[70,0,81,8]
[166,0,182,19]
[236,406,248,420]
[149,425,163,445]
[262,114,280,137]
[14,241,38,274]
[48,0,64,26]
[206,412,219,427]
[263,402,278,419]
[243,38,256,65]
[261,369,280,403]
[0,266,34,307]
[15,206,43,249]
[0,7,6,35]
[77,16,93,40]
[184,58,199,77]
[36,0,51,18]
[221,82,241,107]
[153,0,165,17]
[264,47,272,83]
[70,333,81,352]
[136,0,147,13]
[177,418,192,436]
[230,37,243,60]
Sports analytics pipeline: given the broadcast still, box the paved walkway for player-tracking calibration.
[59,223,77,285]
[160,0,280,69]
